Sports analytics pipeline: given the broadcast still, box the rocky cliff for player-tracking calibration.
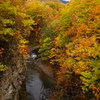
[0,55,26,100]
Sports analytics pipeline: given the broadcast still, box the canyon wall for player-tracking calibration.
[0,55,26,100]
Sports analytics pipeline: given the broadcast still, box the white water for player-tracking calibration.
[30,53,37,59]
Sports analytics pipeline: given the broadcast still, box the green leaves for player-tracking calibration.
[2,19,15,25]
[90,59,100,68]
[0,63,8,71]
[39,37,52,60]
[3,28,14,35]
[55,35,71,47]
[0,0,17,15]
[22,19,35,27]
[80,59,100,93]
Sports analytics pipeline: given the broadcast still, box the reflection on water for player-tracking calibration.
[26,70,43,100]
[26,53,55,100]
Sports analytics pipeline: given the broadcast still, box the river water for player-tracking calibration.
[25,52,55,100]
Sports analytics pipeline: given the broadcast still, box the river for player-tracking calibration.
[19,51,55,100]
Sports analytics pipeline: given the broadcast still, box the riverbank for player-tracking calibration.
[33,58,54,78]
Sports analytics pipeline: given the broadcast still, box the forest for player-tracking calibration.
[0,0,100,100]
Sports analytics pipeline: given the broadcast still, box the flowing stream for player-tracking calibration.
[25,51,55,100]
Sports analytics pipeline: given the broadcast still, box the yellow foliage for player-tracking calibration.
[18,39,29,57]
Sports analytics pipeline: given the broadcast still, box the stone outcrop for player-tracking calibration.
[0,56,26,100]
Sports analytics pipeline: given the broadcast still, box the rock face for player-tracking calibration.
[0,56,26,100]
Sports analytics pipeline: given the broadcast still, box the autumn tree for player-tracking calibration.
[0,0,34,71]
[39,0,100,99]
